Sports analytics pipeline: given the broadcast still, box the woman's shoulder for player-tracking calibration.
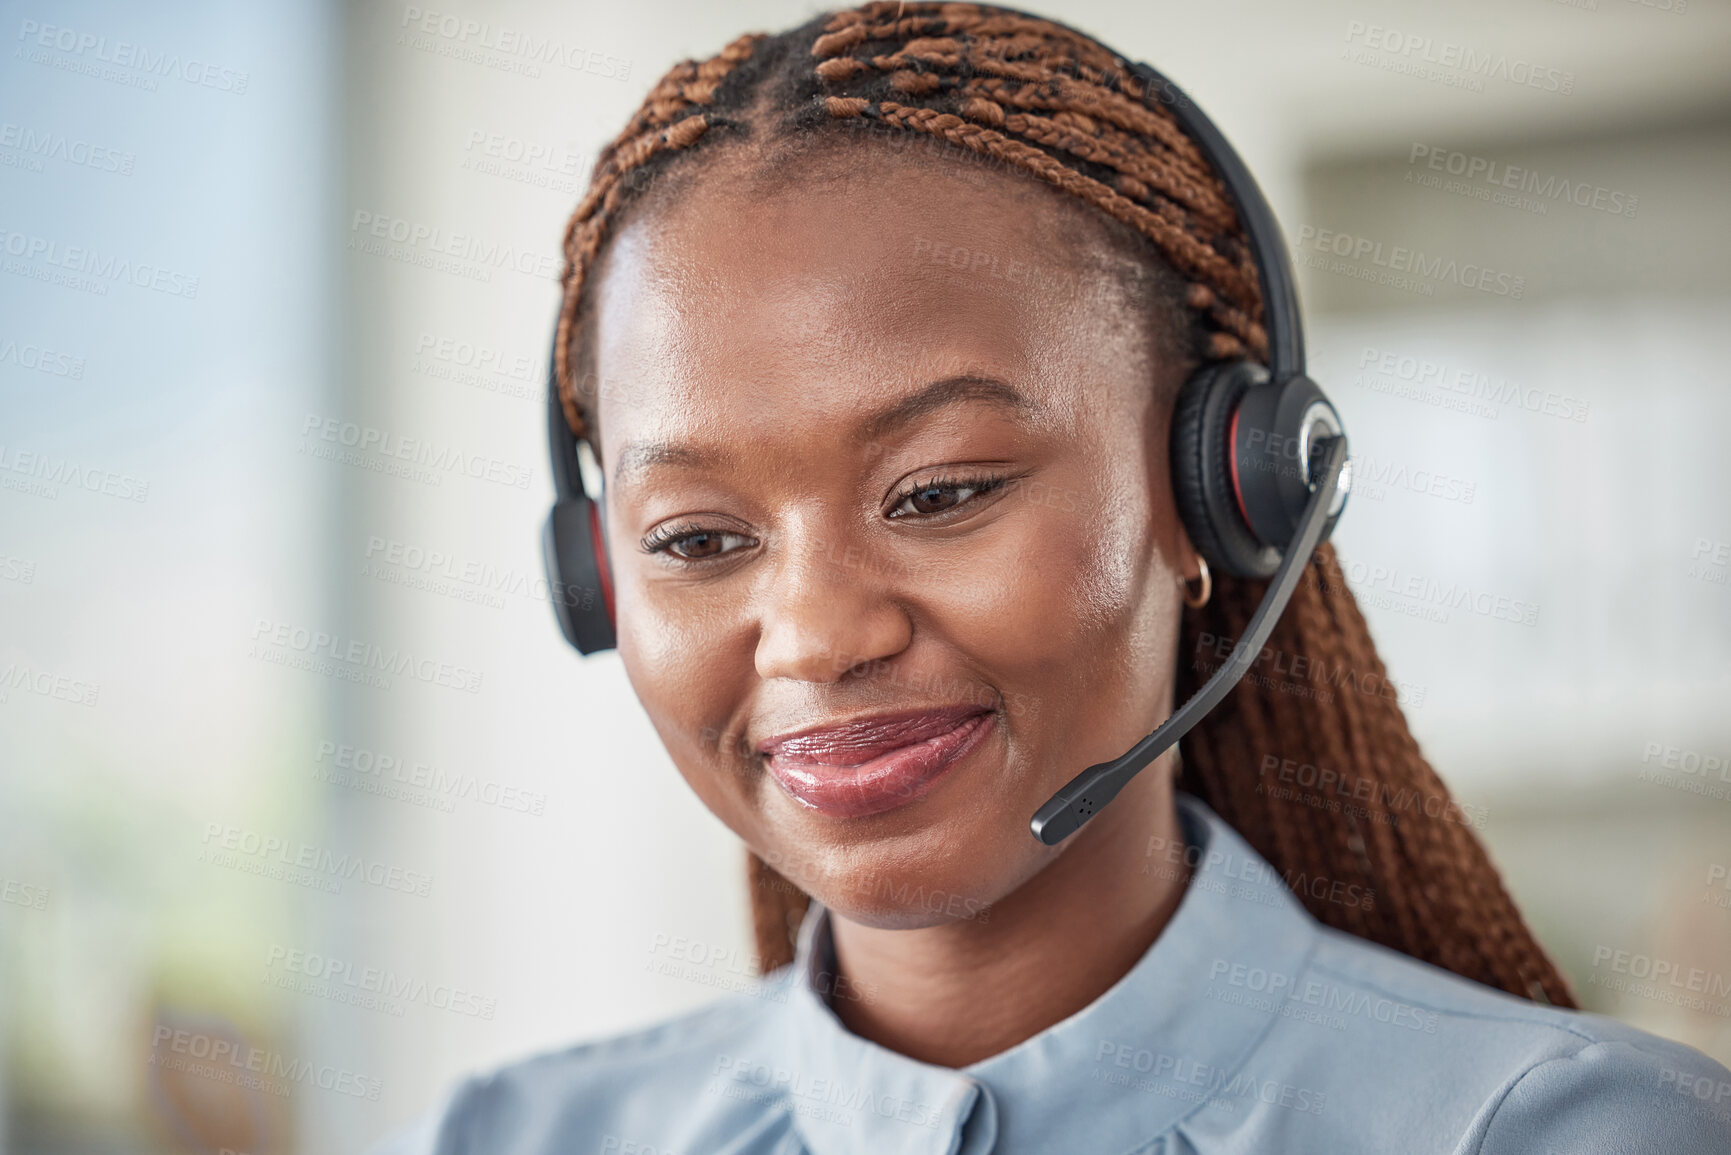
[368,977,796,1155]
[1271,923,1731,1151]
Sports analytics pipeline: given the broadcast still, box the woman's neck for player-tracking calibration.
[825,769,1192,1069]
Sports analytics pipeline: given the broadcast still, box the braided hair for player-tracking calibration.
[553,1,1576,1008]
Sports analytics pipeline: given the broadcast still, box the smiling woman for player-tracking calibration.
[375,4,1731,1153]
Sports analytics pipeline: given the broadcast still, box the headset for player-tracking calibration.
[541,53,1352,847]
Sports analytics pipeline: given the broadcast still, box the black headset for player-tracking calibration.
[541,53,1352,846]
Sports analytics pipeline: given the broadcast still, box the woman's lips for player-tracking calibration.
[758,705,995,819]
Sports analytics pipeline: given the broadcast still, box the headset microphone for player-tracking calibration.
[1027,58,1352,845]
[1029,437,1347,845]
[538,51,1352,847]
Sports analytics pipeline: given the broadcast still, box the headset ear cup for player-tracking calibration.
[1169,360,1282,580]
[542,493,618,654]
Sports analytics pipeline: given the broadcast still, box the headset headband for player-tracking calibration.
[1121,61,1304,382]
[547,353,583,497]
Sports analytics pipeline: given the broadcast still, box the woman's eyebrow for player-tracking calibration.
[611,441,728,490]
[856,374,1037,443]
[611,374,1034,489]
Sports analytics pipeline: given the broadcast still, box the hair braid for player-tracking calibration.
[553,2,1576,1008]
[552,32,765,443]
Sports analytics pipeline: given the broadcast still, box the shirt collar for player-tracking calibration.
[767,793,1321,1154]
[771,893,985,1155]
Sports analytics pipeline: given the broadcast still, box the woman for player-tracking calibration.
[381,4,1731,1151]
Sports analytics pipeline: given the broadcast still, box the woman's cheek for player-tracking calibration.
[620,567,732,684]
[934,500,1136,659]
[1070,520,1145,639]
[634,669,762,840]
[620,583,749,781]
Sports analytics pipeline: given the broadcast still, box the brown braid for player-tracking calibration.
[552,2,1576,1009]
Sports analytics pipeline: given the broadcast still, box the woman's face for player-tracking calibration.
[588,146,1197,929]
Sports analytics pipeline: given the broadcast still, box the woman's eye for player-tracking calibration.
[645,528,754,561]
[889,476,1004,519]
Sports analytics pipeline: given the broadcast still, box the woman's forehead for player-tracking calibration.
[602,151,1089,311]
[587,152,1146,437]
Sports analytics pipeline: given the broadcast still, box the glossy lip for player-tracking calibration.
[758,705,996,819]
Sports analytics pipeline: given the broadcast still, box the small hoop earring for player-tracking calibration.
[1181,557,1212,610]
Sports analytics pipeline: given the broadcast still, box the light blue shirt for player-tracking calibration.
[375,793,1731,1153]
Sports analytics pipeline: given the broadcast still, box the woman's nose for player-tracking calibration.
[752,531,914,684]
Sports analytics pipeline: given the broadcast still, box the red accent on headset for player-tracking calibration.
[588,501,616,626]
[1226,404,1252,531]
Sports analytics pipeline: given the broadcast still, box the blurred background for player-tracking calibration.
[2,0,1728,1150]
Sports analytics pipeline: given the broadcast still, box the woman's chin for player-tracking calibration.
[812,863,1008,931]
[768,806,1039,933]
